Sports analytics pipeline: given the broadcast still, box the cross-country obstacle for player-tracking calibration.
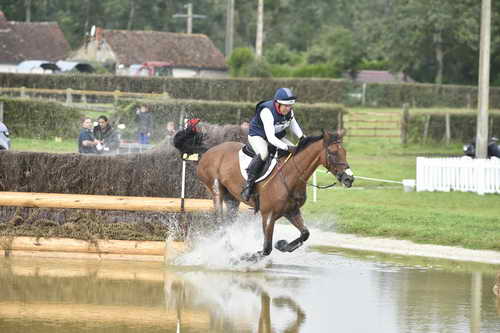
[0,192,251,261]
[0,192,219,212]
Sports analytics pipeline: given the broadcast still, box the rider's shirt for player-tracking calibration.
[249,100,303,150]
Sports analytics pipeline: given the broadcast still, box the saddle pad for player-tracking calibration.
[238,149,277,182]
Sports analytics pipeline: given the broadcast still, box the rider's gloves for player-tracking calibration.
[287,145,297,154]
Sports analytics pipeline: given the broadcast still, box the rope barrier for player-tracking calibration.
[312,170,408,202]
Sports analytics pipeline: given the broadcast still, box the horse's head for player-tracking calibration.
[321,130,354,188]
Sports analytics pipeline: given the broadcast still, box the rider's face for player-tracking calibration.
[278,103,293,115]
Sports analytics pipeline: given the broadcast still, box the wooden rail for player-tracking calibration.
[0,192,251,212]
[0,87,168,100]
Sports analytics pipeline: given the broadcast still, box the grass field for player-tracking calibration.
[7,106,500,252]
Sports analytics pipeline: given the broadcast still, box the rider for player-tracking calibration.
[241,87,305,201]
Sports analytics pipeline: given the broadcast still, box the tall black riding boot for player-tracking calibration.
[241,155,265,201]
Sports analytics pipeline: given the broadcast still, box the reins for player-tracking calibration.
[261,138,343,190]
[261,152,293,188]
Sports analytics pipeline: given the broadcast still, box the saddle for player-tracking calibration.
[238,144,278,182]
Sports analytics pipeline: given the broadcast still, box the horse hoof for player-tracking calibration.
[275,240,289,252]
[286,241,303,252]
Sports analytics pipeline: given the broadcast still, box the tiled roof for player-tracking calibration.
[0,11,70,63]
[100,28,227,70]
[344,70,415,83]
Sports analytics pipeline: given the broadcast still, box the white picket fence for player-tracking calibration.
[416,157,500,195]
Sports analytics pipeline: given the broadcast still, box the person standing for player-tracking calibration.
[241,87,305,201]
[136,105,153,144]
[93,115,120,154]
[78,118,98,154]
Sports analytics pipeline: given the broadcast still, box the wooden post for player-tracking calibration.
[0,101,3,122]
[337,112,343,132]
[444,113,451,145]
[476,0,491,158]
[114,90,121,104]
[20,87,26,98]
[423,114,431,144]
[225,0,234,58]
[66,88,73,104]
[400,103,410,144]
[256,0,264,57]
[361,83,367,106]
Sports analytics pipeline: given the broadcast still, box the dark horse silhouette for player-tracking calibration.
[196,130,354,258]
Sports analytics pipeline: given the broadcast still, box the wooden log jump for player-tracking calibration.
[0,236,185,262]
[0,191,251,212]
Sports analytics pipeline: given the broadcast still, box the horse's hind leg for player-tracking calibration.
[275,210,310,253]
[223,191,240,223]
[211,178,224,222]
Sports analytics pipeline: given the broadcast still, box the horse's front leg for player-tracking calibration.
[275,209,310,253]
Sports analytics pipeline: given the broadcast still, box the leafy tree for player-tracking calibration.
[307,26,365,75]
[227,47,255,77]
[264,43,301,65]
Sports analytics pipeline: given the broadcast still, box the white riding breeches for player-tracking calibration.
[248,135,293,161]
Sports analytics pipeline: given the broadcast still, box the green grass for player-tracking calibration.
[11,137,77,153]
[302,130,500,252]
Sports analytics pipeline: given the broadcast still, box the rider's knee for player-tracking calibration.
[258,151,268,161]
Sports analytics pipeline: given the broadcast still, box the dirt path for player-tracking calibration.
[309,229,500,265]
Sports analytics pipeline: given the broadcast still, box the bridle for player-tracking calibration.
[287,137,348,189]
[324,138,349,174]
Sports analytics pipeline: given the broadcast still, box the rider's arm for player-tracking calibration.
[260,108,289,150]
[289,111,304,138]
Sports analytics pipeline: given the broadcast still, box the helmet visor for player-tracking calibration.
[276,99,296,105]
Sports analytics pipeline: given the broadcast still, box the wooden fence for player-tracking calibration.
[0,87,168,104]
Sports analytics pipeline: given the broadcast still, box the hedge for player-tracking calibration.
[2,72,498,108]
[407,112,500,143]
[0,125,246,198]
[0,97,83,139]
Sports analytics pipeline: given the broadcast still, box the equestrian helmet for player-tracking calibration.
[274,87,296,105]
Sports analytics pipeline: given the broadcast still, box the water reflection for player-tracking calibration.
[163,269,306,333]
[0,254,498,333]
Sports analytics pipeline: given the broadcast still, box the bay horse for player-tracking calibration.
[196,130,354,259]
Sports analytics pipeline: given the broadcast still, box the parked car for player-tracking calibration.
[0,121,10,150]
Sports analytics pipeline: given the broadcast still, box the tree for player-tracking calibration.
[378,0,481,84]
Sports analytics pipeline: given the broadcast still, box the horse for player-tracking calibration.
[196,130,354,259]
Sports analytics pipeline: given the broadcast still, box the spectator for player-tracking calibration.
[166,121,176,138]
[93,115,120,154]
[78,118,98,154]
[135,104,153,144]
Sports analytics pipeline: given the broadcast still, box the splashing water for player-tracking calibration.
[170,213,272,271]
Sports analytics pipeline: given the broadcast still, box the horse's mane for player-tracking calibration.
[295,131,343,154]
[296,134,323,154]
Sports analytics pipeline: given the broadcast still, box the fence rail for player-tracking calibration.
[416,157,500,195]
[0,87,168,104]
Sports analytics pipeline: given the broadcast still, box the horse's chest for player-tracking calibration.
[288,191,307,208]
